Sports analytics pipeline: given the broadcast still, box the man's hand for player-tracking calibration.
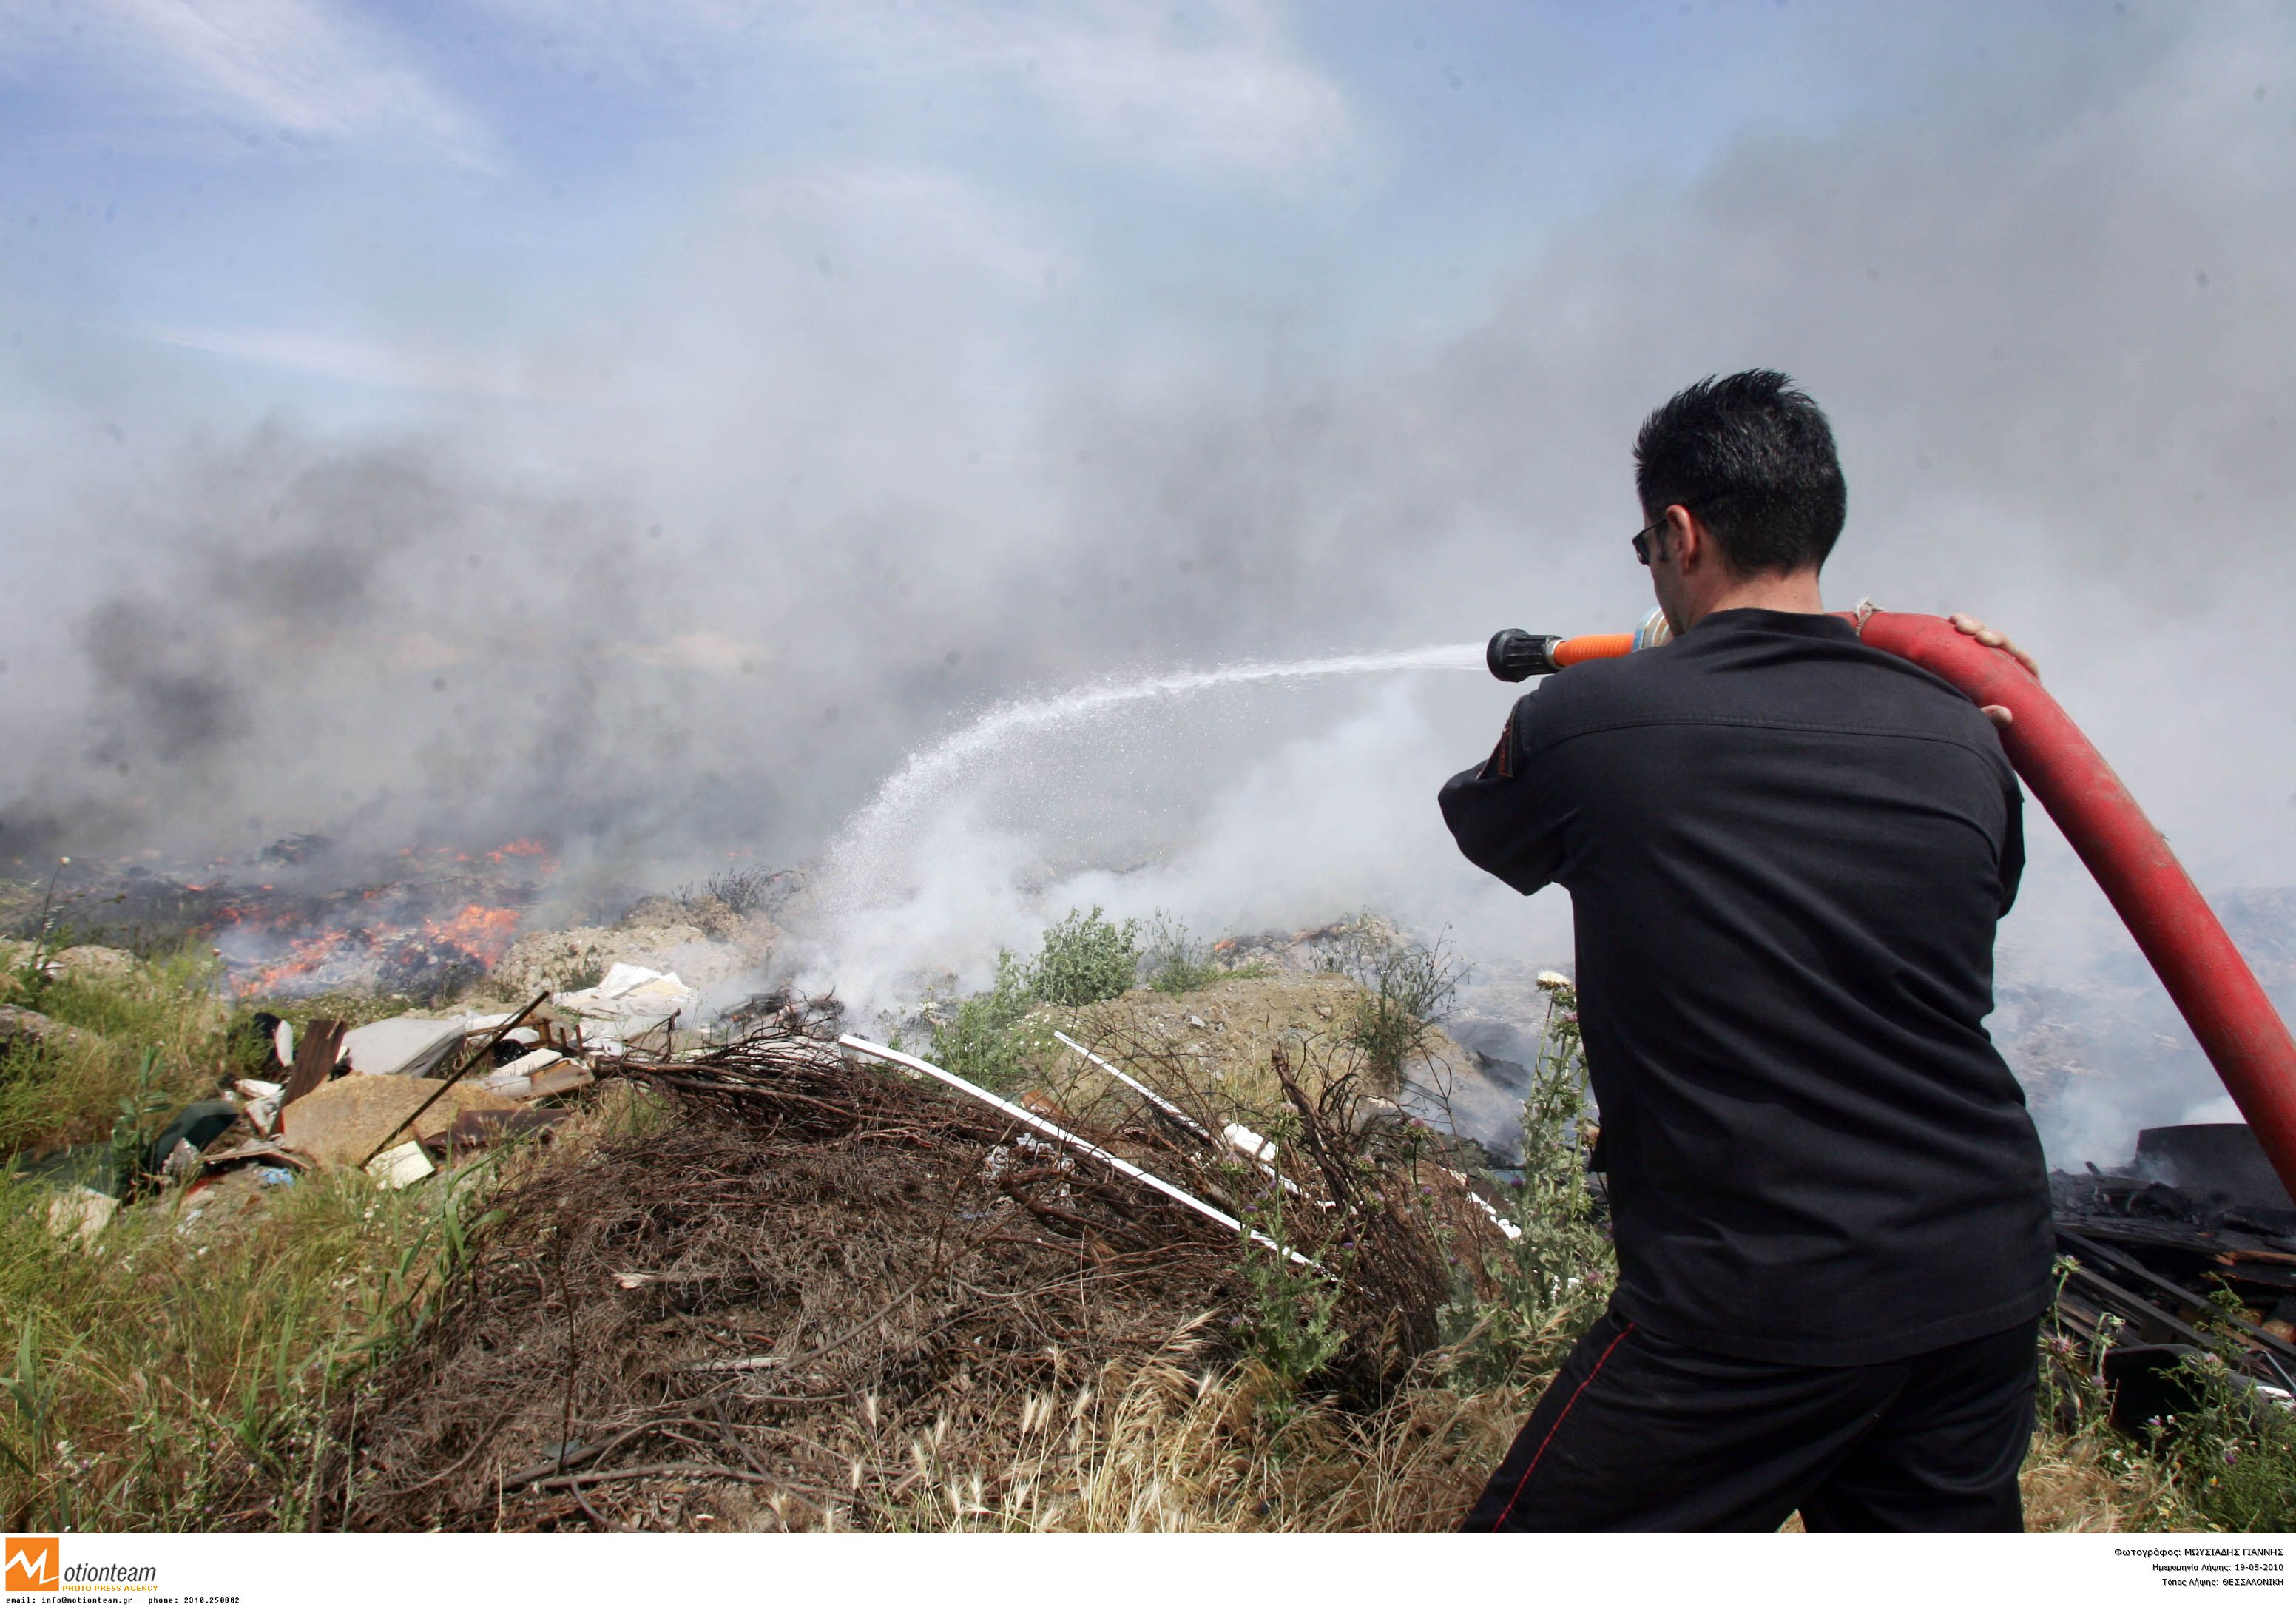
[1948,613,2039,730]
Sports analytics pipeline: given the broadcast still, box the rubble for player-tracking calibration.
[281,1018,347,1105]
[553,963,700,1031]
[365,1141,436,1190]
[2051,1122,2296,1424]
[490,911,775,1005]
[340,1016,467,1078]
[234,1078,285,1136]
[277,1074,523,1168]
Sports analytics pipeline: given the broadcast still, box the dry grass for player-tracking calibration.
[857,1347,1537,1532]
[2018,1421,2186,1532]
[0,1077,669,1532]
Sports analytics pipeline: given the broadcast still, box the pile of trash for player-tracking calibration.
[16,961,713,1236]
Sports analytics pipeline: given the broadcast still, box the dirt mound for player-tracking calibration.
[1018,974,1474,1128]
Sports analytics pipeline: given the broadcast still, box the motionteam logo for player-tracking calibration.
[3,1537,156,1595]
[4,1536,59,1592]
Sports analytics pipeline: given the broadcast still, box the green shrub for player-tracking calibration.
[1030,907,1139,1008]
[926,909,1140,1089]
[929,951,1039,1091]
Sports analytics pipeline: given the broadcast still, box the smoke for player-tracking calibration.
[5,4,2294,1163]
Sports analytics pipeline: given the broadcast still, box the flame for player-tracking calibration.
[240,926,371,995]
[422,903,521,966]
[200,837,554,997]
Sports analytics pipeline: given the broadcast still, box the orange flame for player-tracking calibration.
[422,903,521,966]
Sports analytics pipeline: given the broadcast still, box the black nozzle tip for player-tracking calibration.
[1487,628,1560,682]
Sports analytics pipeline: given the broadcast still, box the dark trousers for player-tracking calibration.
[1461,1310,2039,1532]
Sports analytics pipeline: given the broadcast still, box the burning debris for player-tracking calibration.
[2050,1123,2296,1424]
[3,839,560,1002]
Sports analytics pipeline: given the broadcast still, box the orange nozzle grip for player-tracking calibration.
[1551,632,1636,667]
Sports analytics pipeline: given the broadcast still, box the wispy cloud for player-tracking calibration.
[488,0,1354,189]
[798,0,1353,188]
[121,321,528,397]
[1,0,488,164]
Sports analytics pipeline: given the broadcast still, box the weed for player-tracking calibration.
[930,951,1039,1091]
[107,1048,175,1199]
[1321,924,1466,1083]
[1438,979,1610,1388]
[0,946,228,1162]
[1135,913,1270,994]
[1031,907,1140,1008]
[2159,1352,2296,1531]
[1234,1149,1348,1426]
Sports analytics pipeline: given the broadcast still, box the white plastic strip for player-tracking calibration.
[837,1033,1316,1268]
[1053,1028,1319,1205]
[1050,1029,1211,1139]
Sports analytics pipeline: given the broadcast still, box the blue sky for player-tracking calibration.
[1,1,2093,427]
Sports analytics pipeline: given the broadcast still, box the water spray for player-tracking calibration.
[819,641,1484,913]
[1482,604,2296,1203]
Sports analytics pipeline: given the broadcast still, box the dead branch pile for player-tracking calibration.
[319,1011,1255,1532]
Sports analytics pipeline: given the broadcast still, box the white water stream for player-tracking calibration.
[818,642,1485,913]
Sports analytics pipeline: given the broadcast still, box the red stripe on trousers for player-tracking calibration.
[1491,1321,1638,1531]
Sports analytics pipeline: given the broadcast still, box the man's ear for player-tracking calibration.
[1665,502,1701,569]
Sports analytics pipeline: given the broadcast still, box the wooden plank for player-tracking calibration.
[281,1018,347,1108]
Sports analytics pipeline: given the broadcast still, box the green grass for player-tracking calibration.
[1,946,247,1162]
[0,1159,476,1530]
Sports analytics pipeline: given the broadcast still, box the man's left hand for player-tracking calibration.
[1948,613,2038,730]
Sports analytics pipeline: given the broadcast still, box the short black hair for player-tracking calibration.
[1633,370,1846,576]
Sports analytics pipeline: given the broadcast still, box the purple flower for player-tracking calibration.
[2224,1447,2240,1468]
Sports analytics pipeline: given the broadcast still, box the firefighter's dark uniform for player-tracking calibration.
[1440,607,2053,1532]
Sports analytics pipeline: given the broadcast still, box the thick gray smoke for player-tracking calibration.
[4,6,2292,1162]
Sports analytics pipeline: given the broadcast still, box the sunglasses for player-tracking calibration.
[1632,495,1726,565]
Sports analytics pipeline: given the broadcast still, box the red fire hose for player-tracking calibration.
[1547,610,2296,1202]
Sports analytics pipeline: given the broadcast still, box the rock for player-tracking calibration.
[0,1005,97,1053]
[46,1187,117,1246]
[46,944,138,981]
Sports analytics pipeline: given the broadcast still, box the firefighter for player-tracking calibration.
[1441,371,2053,1532]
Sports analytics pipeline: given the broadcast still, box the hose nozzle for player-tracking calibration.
[1486,628,1562,682]
[1487,609,1674,681]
